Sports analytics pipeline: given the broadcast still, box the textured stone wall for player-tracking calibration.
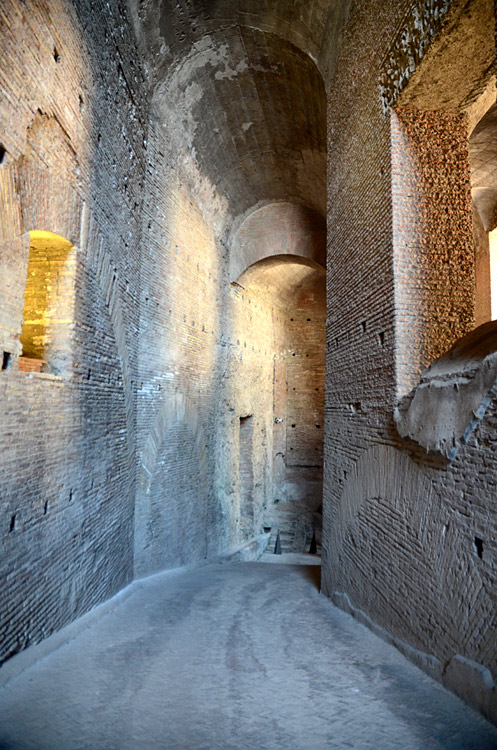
[324,0,497,722]
[135,116,275,571]
[0,0,147,661]
[268,275,325,551]
[391,108,475,397]
[5,1,496,729]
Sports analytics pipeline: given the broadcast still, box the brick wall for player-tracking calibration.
[391,108,475,396]
[323,0,497,721]
[0,0,147,661]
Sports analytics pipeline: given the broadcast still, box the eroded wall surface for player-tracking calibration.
[324,0,497,721]
[0,0,148,661]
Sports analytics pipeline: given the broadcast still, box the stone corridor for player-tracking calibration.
[0,561,495,750]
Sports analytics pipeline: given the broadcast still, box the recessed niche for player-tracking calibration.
[53,47,61,64]
[474,537,484,559]
[2,351,12,370]
[9,514,16,533]
[0,144,6,164]
[378,331,385,347]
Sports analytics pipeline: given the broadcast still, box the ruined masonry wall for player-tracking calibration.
[0,0,148,661]
[135,120,279,572]
[324,0,497,721]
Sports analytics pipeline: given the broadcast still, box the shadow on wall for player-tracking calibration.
[0,0,143,663]
[135,392,209,578]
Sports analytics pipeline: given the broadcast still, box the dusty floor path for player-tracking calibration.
[0,562,496,750]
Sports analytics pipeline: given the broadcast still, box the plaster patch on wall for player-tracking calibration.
[135,392,208,576]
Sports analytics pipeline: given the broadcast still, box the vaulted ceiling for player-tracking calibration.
[136,0,351,236]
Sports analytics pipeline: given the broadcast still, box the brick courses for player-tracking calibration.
[1,0,497,726]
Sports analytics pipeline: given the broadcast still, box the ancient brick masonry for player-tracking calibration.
[0,0,148,661]
[324,0,497,723]
[1,0,497,728]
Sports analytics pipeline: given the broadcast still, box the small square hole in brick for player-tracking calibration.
[2,351,12,370]
[474,537,483,559]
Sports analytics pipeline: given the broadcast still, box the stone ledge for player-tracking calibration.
[394,320,497,459]
[213,533,270,564]
[333,589,497,725]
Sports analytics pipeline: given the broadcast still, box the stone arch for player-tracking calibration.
[135,392,209,576]
[229,202,326,283]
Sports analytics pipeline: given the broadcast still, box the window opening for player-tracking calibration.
[19,231,75,376]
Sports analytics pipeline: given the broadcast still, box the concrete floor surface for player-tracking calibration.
[259,551,321,565]
[0,562,496,750]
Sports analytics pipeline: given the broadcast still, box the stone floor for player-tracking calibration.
[260,551,321,565]
[0,562,496,750]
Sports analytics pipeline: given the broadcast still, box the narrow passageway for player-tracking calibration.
[0,563,495,750]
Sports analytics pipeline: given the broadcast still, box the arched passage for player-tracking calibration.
[234,253,326,552]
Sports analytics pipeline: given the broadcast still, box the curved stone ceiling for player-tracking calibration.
[236,254,325,309]
[137,0,351,87]
[152,25,327,225]
[230,202,325,282]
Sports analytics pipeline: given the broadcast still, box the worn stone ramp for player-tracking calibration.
[0,562,496,750]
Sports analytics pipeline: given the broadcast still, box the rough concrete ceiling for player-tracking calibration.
[132,1,352,241]
[152,24,327,224]
[135,0,351,87]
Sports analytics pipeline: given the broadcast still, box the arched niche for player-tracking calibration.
[19,230,77,376]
